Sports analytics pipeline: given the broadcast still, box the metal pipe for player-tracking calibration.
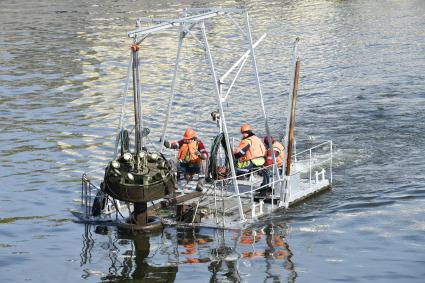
[136,50,145,148]
[159,25,185,152]
[185,7,244,14]
[200,21,245,222]
[244,12,280,179]
[114,52,133,156]
[309,148,312,186]
[295,140,330,156]
[223,57,247,101]
[81,175,84,207]
[221,183,225,227]
[226,14,247,38]
[330,140,333,184]
[182,27,204,49]
[132,47,142,154]
[220,33,267,83]
[128,11,225,37]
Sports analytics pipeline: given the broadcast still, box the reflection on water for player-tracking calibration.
[2,0,425,281]
[79,223,296,282]
[80,225,178,281]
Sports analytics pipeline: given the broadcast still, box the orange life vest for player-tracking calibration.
[238,135,266,164]
[178,140,201,164]
[272,141,285,167]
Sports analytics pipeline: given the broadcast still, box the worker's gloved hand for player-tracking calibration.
[197,151,206,160]
[163,140,170,148]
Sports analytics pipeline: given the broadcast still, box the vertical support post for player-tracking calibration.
[282,58,301,208]
[214,182,218,225]
[200,21,245,222]
[131,44,143,154]
[309,148,312,186]
[270,165,275,211]
[159,25,185,152]
[330,141,333,184]
[221,182,225,226]
[134,202,148,226]
[244,12,280,180]
[86,183,91,216]
[250,174,254,203]
[81,175,84,209]
[281,38,299,178]
[280,39,298,203]
[285,60,300,176]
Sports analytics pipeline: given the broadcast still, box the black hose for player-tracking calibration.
[208,133,232,180]
[120,129,130,156]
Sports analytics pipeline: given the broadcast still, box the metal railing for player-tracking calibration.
[81,173,100,218]
[292,140,333,185]
[207,140,333,224]
[209,164,281,223]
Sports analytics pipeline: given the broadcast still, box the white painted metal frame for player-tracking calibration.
[125,8,279,222]
[77,8,335,228]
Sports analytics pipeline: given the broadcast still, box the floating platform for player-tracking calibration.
[71,8,334,231]
[73,141,333,230]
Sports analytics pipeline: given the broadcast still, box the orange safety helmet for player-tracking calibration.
[183,128,196,139]
[264,136,276,145]
[240,123,252,133]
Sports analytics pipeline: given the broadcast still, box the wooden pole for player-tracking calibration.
[285,59,300,176]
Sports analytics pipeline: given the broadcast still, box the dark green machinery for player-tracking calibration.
[99,43,176,229]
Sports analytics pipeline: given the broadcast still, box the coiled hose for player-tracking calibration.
[208,133,232,180]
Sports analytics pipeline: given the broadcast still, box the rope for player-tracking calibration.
[114,51,134,157]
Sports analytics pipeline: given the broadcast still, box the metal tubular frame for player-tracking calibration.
[244,12,280,200]
[122,8,293,222]
[79,8,336,226]
[159,24,185,152]
[200,21,245,221]
[128,10,228,38]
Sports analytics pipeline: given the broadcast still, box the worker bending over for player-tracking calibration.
[164,128,208,191]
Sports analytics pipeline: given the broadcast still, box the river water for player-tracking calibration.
[1,0,425,282]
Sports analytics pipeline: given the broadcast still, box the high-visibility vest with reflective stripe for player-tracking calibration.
[238,135,266,165]
[178,140,201,164]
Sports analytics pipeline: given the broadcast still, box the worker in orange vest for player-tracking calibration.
[164,128,208,191]
[263,136,285,168]
[233,123,266,174]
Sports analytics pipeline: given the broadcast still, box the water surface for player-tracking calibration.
[1,0,425,282]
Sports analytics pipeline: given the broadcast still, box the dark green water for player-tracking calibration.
[1,0,425,282]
